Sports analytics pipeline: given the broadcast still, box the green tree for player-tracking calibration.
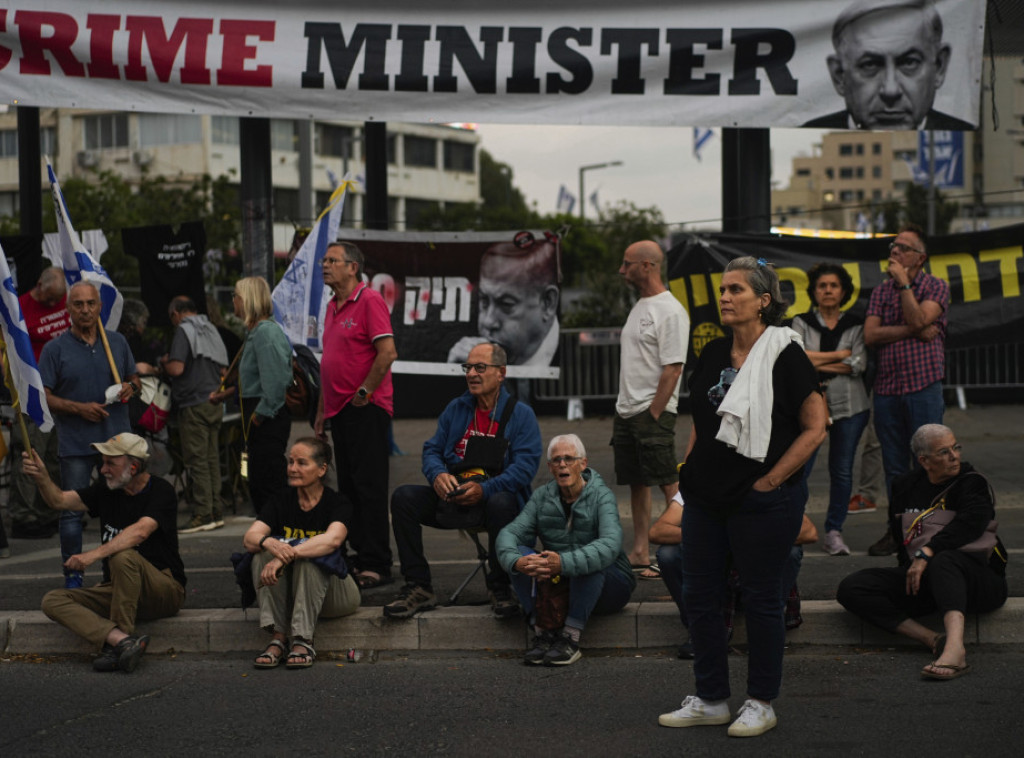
[903,183,958,235]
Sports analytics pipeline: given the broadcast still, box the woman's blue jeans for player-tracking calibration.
[680,484,803,703]
[510,547,632,631]
[803,409,870,533]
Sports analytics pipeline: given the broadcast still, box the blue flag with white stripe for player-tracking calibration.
[47,162,123,330]
[272,179,352,351]
[0,242,54,432]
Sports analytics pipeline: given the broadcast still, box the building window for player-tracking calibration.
[317,190,355,223]
[212,116,240,145]
[316,124,355,158]
[443,141,474,173]
[795,168,811,177]
[856,190,865,200]
[404,136,436,168]
[839,190,854,202]
[41,127,57,156]
[0,130,17,158]
[0,191,18,217]
[856,167,864,178]
[271,120,297,152]
[405,198,441,227]
[839,167,854,179]
[273,188,300,222]
[825,167,835,180]
[839,144,853,156]
[387,134,397,165]
[872,166,882,178]
[83,113,129,150]
[873,190,882,200]
[856,144,864,155]
[873,143,882,155]
[139,114,201,146]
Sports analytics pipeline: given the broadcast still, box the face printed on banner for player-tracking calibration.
[476,242,559,364]
[827,4,951,130]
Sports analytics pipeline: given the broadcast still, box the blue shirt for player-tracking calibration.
[39,329,135,457]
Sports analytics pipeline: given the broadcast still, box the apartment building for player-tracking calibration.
[0,108,481,252]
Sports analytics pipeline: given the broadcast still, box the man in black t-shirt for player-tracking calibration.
[25,433,186,673]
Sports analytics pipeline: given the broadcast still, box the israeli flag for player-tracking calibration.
[556,185,576,215]
[273,178,352,351]
[47,162,123,330]
[693,127,714,162]
[0,243,54,432]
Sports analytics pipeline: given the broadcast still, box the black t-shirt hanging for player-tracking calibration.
[122,222,207,327]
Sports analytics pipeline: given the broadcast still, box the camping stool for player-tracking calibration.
[445,527,489,606]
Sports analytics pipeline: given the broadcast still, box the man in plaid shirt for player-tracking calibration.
[864,224,949,556]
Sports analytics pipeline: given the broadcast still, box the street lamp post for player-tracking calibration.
[578,161,623,222]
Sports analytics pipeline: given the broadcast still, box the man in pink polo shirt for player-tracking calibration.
[315,242,398,589]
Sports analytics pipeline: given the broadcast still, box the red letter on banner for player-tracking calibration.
[86,14,121,79]
[0,11,12,71]
[16,10,86,77]
[218,19,274,86]
[125,16,213,84]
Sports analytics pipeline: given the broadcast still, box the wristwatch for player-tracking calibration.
[900,283,913,290]
[914,549,932,562]
[356,387,369,399]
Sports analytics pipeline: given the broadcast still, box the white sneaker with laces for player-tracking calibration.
[727,699,777,737]
[822,529,851,556]
[658,695,731,728]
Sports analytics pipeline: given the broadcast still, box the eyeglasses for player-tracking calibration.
[322,257,354,266]
[461,363,502,374]
[549,456,581,466]
[929,444,963,459]
[707,366,738,408]
[889,241,923,256]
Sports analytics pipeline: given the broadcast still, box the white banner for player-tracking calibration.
[0,0,985,130]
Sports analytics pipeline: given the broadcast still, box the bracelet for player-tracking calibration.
[900,283,913,290]
[259,535,271,550]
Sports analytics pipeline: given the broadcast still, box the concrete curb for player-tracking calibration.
[4,599,1023,655]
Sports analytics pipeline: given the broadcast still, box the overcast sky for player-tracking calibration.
[475,124,828,231]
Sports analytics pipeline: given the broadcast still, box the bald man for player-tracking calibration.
[614,241,690,578]
[448,237,560,367]
[803,0,973,130]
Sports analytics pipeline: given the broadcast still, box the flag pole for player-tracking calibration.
[0,338,33,454]
[97,319,122,385]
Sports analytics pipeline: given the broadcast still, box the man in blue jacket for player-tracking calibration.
[386,343,542,620]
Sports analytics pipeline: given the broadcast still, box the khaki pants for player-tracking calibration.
[41,550,185,650]
[252,551,361,641]
[179,401,224,520]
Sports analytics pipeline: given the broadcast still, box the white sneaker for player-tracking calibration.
[727,699,777,737]
[658,695,731,728]
[822,529,851,556]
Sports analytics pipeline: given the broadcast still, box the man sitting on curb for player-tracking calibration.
[386,343,542,619]
[24,433,187,673]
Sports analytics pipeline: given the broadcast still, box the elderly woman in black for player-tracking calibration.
[838,424,1007,680]
[243,438,361,669]
[791,263,871,556]
[657,257,825,738]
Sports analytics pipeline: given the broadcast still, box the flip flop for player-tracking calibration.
[632,563,661,580]
[921,662,971,680]
[931,634,947,658]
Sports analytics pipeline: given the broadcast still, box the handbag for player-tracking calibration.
[137,375,172,432]
[534,575,571,630]
[901,472,999,558]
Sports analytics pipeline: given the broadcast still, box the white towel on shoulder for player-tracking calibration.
[715,326,804,462]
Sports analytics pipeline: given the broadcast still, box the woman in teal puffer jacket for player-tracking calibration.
[497,433,636,666]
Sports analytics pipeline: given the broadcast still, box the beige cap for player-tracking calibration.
[90,433,151,461]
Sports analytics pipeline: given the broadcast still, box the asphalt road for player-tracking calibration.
[2,646,1022,756]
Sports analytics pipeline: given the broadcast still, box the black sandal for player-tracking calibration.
[286,639,316,669]
[254,639,287,669]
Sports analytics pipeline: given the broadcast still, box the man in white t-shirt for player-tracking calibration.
[613,240,690,579]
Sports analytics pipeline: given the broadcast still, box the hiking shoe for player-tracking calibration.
[868,531,897,557]
[822,529,851,556]
[524,630,557,665]
[728,699,777,737]
[382,584,437,619]
[847,494,877,514]
[115,634,150,673]
[659,695,731,727]
[212,511,225,528]
[179,515,217,534]
[543,631,581,666]
[489,586,520,620]
[92,643,121,672]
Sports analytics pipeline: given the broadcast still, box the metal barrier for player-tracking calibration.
[535,330,1024,402]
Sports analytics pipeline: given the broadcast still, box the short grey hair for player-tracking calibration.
[724,256,789,326]
[547,434,586,460]
[911,424,953,458]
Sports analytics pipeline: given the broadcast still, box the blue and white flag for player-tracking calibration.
[0,242,54,432]
[556,185,576,215]
[693,127,714,162]
[272,178,353,351]
[47,162,123,330]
